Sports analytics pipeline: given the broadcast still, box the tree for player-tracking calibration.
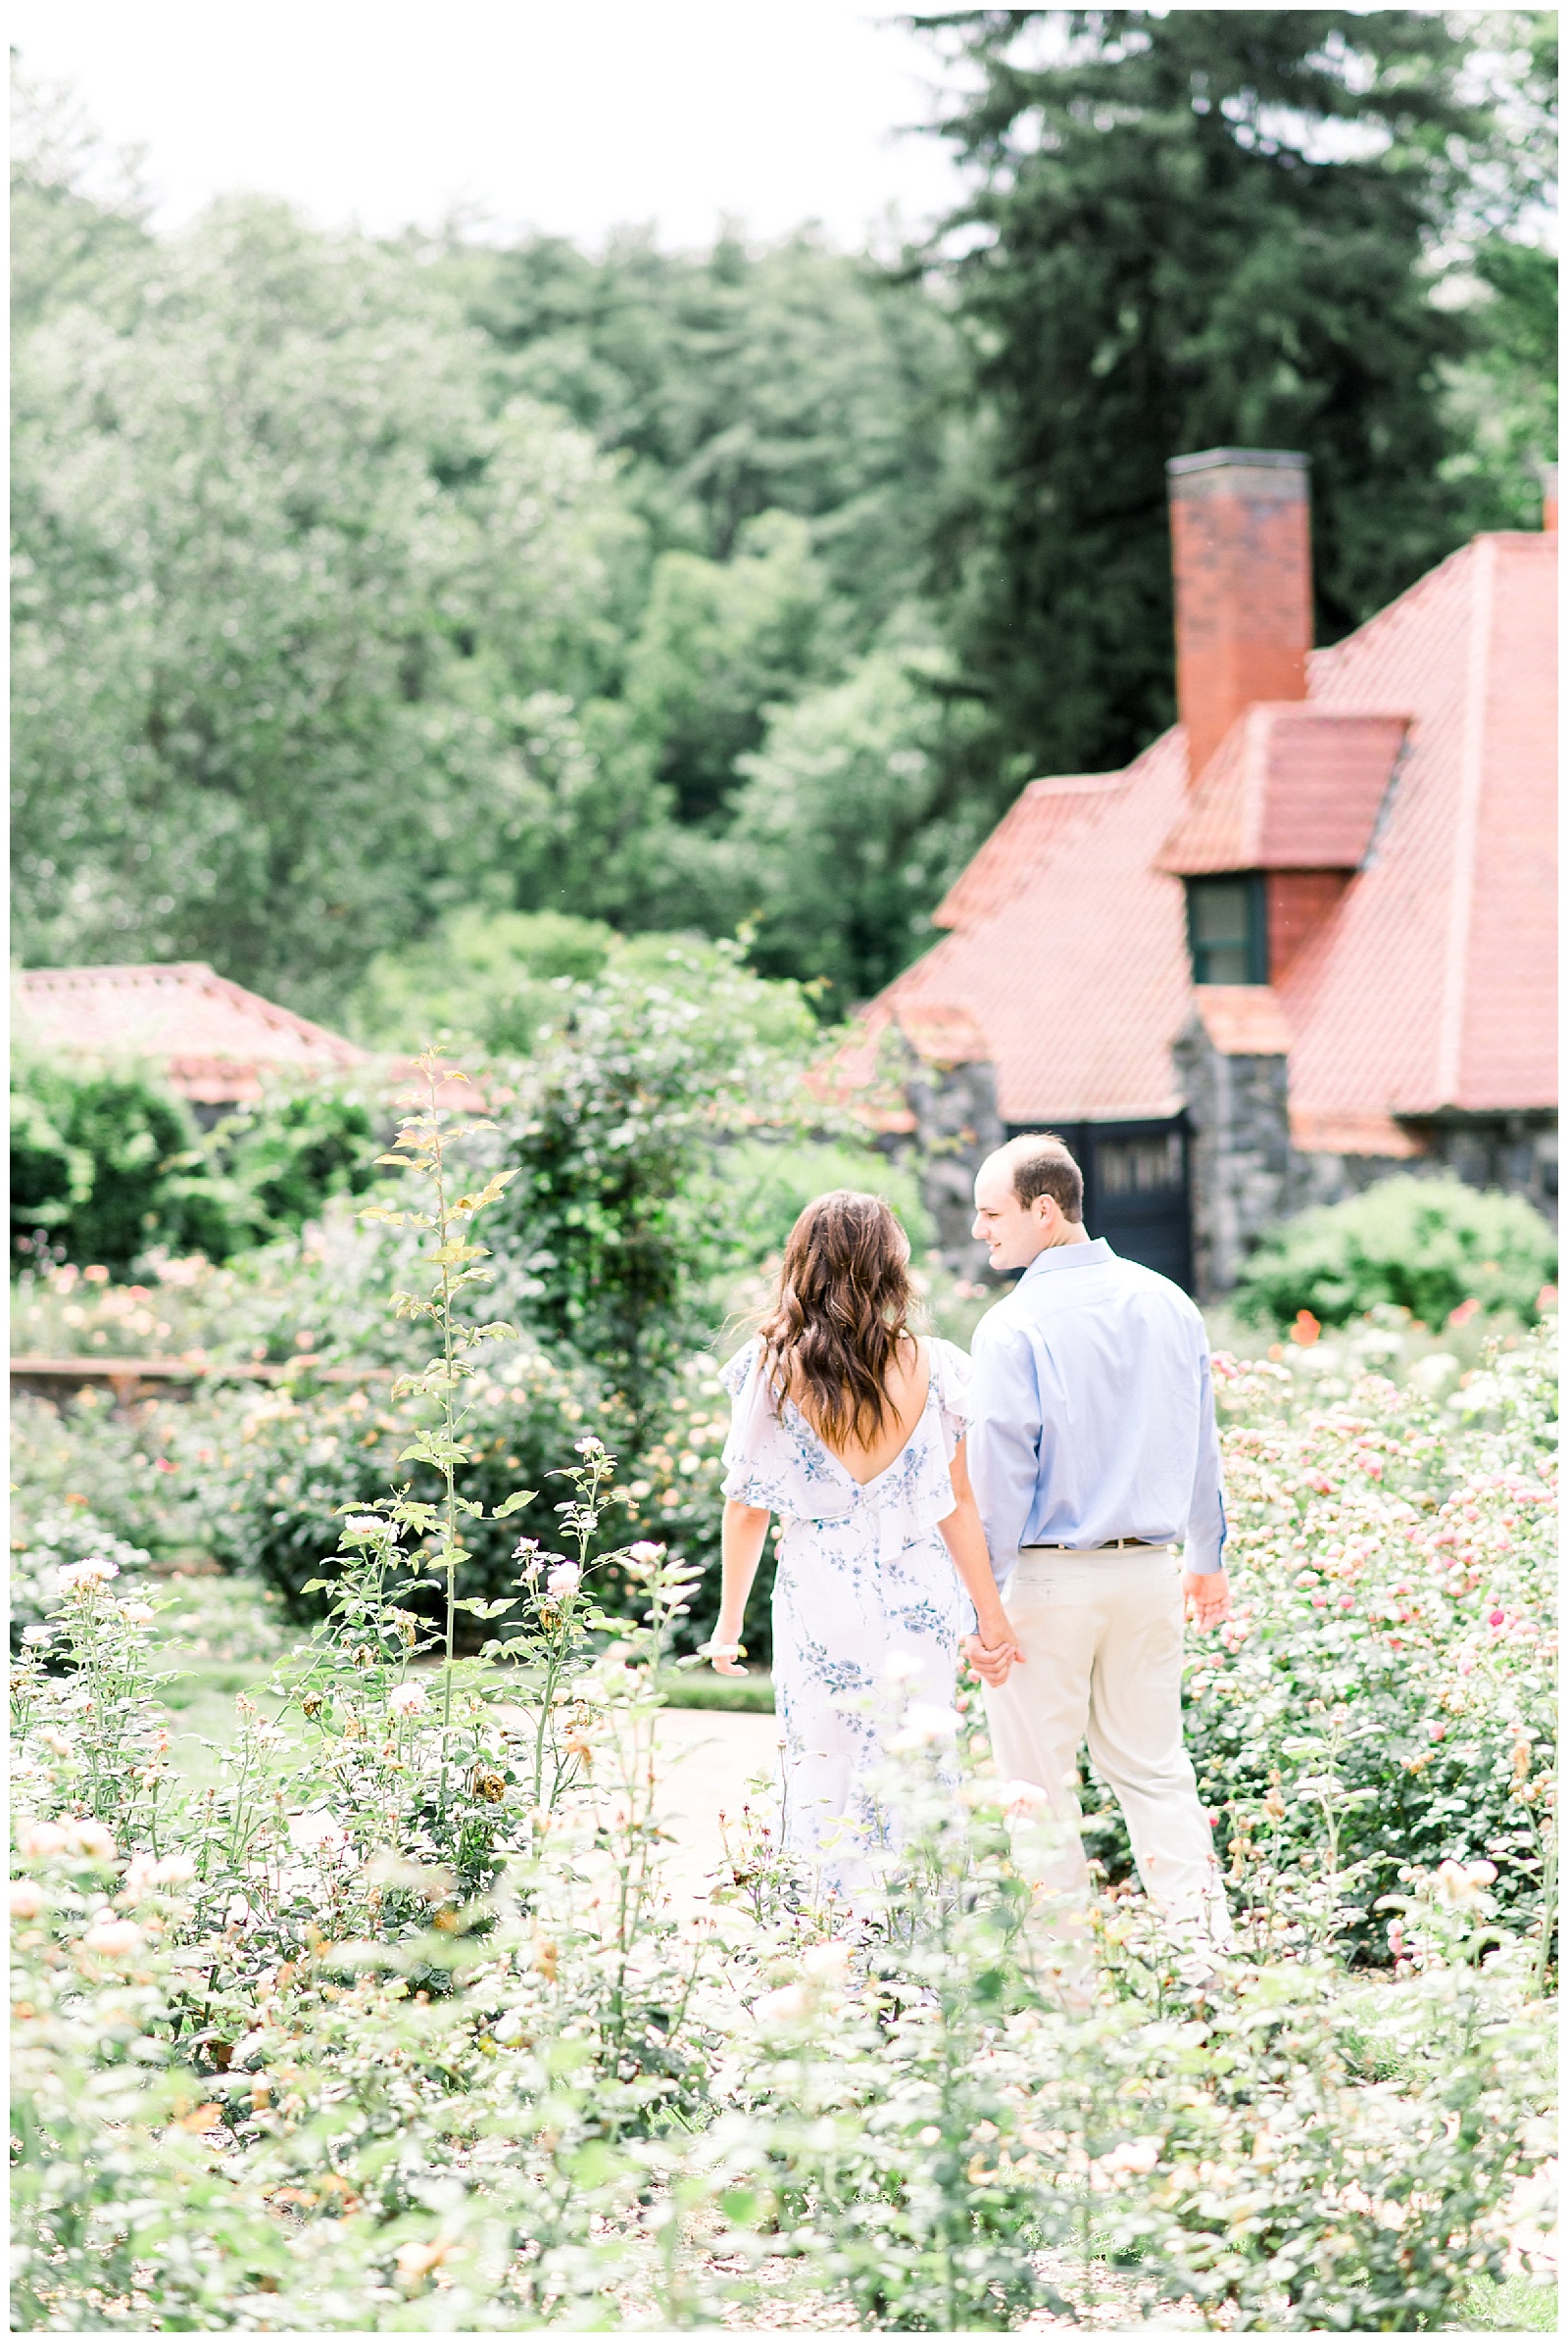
[9,65,152,332]
[721,642,987,1008]
[920,8,1504,790]
[1441,14,1558,530]
[11,184,646,1013]
[460,227,966,637]
[483,942,818,1408]
[621,511,833,825]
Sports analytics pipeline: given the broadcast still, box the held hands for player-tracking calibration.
[1183,1566,1231,1631]
[962,1613,1025,1689]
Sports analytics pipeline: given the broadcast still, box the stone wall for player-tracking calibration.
[1400,1115,1558,1222]
[1173,1017,1299,1297]
[890,1030,1556,1299]
[1173,1012,1558,1296]
[890,1049,1004,1278]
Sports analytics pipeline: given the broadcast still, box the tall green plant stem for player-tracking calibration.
[423,1061,461,1738]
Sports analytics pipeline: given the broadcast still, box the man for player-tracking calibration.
[964,1132,1231,1948]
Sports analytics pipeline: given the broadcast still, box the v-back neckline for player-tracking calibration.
[785,1342,935,1492]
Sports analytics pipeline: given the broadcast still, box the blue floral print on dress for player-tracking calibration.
[718,1335,976,1900]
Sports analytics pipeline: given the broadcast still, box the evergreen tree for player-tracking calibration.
[921,8,1499,788]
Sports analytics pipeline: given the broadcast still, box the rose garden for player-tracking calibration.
[10,977,1558,2332]
[10,19,1559,2324]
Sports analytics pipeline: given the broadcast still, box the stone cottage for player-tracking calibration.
[840,449,1557,1294]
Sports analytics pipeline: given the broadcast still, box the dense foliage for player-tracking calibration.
[473,943,816,1398]
[11,24,1556,1014]
[1234,1174,1557,1331]
[11,1062,236,1275]
[1195,1320,1557,1953]
[10,1058,385,1273]
[9,1132,1556,2328]
[8,976,909,1664]
[925,8,1558,795]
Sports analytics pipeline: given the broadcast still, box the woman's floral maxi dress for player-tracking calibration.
[718,1336,975,1899]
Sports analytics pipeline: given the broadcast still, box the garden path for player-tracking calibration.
[651,1707,783,1916]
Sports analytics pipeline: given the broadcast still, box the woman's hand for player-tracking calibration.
[713,1502,771,1679]
[939,1439,1021,1688]
[964,1613,1024,1688]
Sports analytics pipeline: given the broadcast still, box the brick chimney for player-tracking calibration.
[1167,448,1311,785]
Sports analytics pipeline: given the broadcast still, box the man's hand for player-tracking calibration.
[1183,1567,1231,1631]
[963,1619,1024,1688]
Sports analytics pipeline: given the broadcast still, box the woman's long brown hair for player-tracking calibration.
[758,1190,916,1447]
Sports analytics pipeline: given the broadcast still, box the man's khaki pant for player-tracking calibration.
[983,1546,1231,1945]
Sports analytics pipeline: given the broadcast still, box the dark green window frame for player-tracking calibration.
[1186,873,1268,985]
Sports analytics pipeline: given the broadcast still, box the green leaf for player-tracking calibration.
[396,1439,477,1467]
[453,1169,519,1214]
[491,1489,538,1519]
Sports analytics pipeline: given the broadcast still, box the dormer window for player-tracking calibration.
[1187,874,1267,984]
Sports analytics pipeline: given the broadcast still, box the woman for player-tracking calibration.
[707,1190,1019,1900]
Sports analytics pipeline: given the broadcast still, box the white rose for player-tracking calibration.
[16,1821,70,1859]
[68,1820,118,1863]
[888,1701,964,1752]
[57,1558,120,1589]
[288,1810,349,1855]
[753,1984,811,2028]
[82,1917,145,1958]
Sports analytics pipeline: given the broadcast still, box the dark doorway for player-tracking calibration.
[1006,1117,1194,1293]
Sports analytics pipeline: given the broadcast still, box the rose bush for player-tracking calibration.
[12,1574,1555,2333]
[11,1078,1556,2330]
[1190,1317,1557,1956]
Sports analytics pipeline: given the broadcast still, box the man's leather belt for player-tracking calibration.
[1021,1537,1168,1551]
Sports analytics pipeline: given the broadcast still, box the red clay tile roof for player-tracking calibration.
[1192,986,1292,1056]
[934,775,1125,927]
[1158,705,1410,874]
[16,962,367,1104]
[851,530,1555,1141]
[1290,1111,1424,1157]
[1282,533,1556,1126]
[883,729,1194,1123]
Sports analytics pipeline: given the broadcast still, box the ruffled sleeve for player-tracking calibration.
[930,1338,972,1457]
[717,1339,858,1520]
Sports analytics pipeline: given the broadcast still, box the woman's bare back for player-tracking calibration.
[788,1333,930,1485]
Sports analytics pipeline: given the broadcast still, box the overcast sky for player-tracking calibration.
[10,0,975,252]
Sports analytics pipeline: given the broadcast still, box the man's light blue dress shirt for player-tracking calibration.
[966,1238,1226,1586]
